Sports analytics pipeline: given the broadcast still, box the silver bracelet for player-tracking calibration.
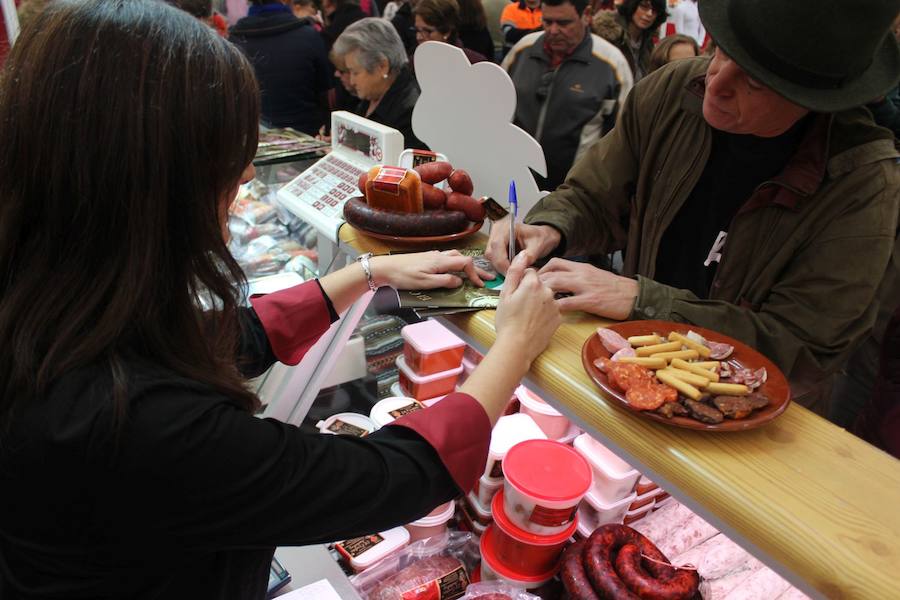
[356,252,378,292]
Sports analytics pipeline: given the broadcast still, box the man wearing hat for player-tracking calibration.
[486,0,900,413]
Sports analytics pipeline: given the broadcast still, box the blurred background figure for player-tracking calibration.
[457,0,494,61]
[321,0,366,49]
[386,0,417,55]
[169,0,229,35]
[230,0,332,134]
[328,47,360,112]
[648,32,698,73]
[482,0,506,60]
[413,0,489,64]
[333,17,427,148]
[291,0,324,30]
[592,0,666,82]
[664,0,702,46]
[501,0,542,57]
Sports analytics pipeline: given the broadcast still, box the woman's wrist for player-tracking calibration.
[368,254,390,288]
[491,333,535,376]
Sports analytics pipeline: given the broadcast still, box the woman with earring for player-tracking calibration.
[413,0,490,64]
[333,17,428,148]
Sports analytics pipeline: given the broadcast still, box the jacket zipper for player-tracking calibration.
[534,69,559,143]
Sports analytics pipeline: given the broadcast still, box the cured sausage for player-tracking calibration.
[584,524,699,600]
[414,161,453,184]
[626,384,667,410]
[446,192,486,221]
[608,363,653,392]
[615,543,700,600]
[597,328,630,353]
[343,197,469,236]
[560,540,600,600]
[357,171,368,194]
[448,169,474,195]
[422,183,448,209]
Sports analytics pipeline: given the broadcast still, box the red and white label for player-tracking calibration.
[399,566,470,600]
[372,166,408,195]
[529,503,578,527]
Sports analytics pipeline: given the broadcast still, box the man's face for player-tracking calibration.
[541,3,588,55]
[703,47,810,137]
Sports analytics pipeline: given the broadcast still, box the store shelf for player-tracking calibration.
[339,224,900,600]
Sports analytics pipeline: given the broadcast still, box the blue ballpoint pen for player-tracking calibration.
[508,180,517,265]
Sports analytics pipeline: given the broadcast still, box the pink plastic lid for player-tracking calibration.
[503,439,592,502]
[401,320,465,355]
[479,526,558,584]
[491,489,577,545]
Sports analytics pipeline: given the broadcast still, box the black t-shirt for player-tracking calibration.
[655,118,809,298]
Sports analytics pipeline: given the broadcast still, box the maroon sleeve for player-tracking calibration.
[248,279,335,366]
[386,392,491,493]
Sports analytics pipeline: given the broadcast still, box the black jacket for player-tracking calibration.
[391,2,416,56]
[459,25,495,61]
[357,66,427,150]
[322,3,367,50]
[230,11,332,134]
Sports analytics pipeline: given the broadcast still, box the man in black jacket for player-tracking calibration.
[231,0,332,134]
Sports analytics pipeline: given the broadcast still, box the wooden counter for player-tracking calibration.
[339,225,900,600]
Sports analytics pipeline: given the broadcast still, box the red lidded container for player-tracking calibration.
[401,320,466,375]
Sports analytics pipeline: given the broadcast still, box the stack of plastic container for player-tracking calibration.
[395,320,465,402]
[334,526,410,573]
[458,413,547,537]
[514,385,581,444]
[479,439,592,589]
[572,433,648,537]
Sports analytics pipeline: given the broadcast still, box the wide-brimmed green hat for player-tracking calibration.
[699,0,900,112]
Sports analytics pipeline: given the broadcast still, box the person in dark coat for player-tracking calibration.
[230,0,332,134]
[413,0,489,65]
[333,17,428,149]
[458,0,495,61]
[390,0,417,56]
[592,0,666,82]
[321,0,366,49]
[853,304,900,459]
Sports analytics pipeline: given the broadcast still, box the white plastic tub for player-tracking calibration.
[405,501,455,543]
[475,473,504,509]
[369,397,424,427]
[390,381,445,406]
[579,489,636,530]
[515,386,571,439]
[629,486,661,511]
[556,424,582,445]
[483,413,547,482]
[573,434,641,504]
[466,491,493,525]
[623,501,655,525]
[335,526,410,573]
[635,475,658,496]
[502,439,592,535]
[316,412,377,437]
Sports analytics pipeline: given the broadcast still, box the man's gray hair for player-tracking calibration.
[333,17,409,74]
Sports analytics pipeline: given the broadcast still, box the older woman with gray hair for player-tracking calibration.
[333,17,427,148]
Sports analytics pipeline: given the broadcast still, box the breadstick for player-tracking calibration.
[667,332,712,358]
[656,370,702,400]
[616,356,668,369]
[627,334,662,347]
[693,361,721,371]
[671,358,720,382]
[705,382,750,396]
[651,349,700,362]
[636,341,682,357]
[659,367,710,387]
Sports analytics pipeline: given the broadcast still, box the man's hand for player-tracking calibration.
[538,258,638,320]
[485,216,562,275]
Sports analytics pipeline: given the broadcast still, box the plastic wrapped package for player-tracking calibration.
[460,581,540,599]
[631,501,718,557]
[351,532,479,600]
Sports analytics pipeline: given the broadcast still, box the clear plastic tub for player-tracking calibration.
[396,355,462,401]
[405,501,455,543]
[466,491,493,526]
[502,439,593,535]
[653,494,674,511]
[623,501,654,525]
[556,425,582,445]
[475,474,504,509]
[401,320,466,375]
[479,526,557,589]
[573,434,640,504]
[483,413,547,482]
[316,412,377,437]
[579,489,636,530]
[635,475,658,496]
[335,526,410,573]
[515,386,571,440]
[490,490,577,576]
[369,397,424,427]
[457,497,489,536]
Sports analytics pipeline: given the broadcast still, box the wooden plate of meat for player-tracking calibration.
[581,320,791,431]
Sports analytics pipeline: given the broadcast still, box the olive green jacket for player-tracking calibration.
[525,57,900,411]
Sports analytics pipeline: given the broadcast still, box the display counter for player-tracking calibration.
[338,224,900,600]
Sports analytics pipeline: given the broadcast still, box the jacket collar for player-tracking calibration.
[365,66,417,121]
[526,30,593,66]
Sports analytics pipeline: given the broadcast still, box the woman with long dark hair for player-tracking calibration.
[592,0,667,81]
[0,1,560,597]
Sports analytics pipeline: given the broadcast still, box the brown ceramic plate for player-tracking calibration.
[349,219,484,245]
[581,320,791,431]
